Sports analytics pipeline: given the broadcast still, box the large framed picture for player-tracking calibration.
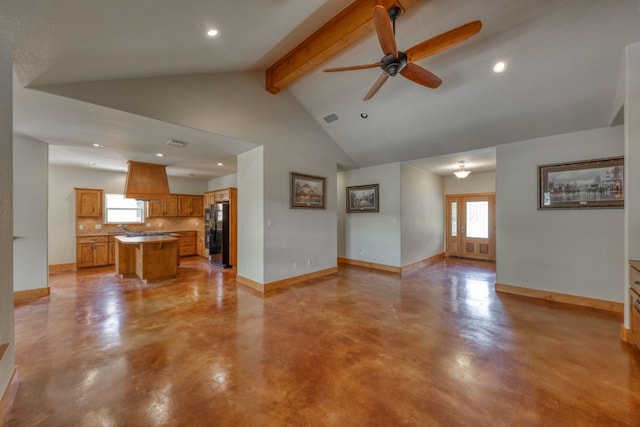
[538,156,624,210]
[290,172,326,209]
[346,184,379,213]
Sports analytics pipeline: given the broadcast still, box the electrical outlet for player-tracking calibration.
[267,219,272,227]
[95,224,102,230]
[359,248,364,254]
[307,259,312,266]
[78,224,84,230]
[146,223,151,228]
[293,262,297,269]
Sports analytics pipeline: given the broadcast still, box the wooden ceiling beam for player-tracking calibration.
[265,0,419,94]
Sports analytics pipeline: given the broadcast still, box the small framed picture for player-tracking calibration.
[346,184,379,213]
[290,172,326,209]
[538,156,624,209]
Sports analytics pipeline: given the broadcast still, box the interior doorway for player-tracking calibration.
[445,193,496,261]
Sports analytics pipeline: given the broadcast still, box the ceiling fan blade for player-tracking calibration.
[400,63,442,88]
[323,63,382,72]
[363,73,390,101]
[372,5,398,57]
[405,20,482,63]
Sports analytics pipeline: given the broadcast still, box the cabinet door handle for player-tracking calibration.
[635,299,640,314]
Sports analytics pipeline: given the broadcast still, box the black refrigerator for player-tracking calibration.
[209,201,231,268]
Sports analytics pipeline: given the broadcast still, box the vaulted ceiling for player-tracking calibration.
[2,0,640,179]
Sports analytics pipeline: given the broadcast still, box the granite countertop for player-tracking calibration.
[114,235,179,244]
[78,229,199,237]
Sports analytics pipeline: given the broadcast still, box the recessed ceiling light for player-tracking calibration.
[91,143,103,148]
[493,61,507,73]
[206,29,219,38]
[88,162,96,166]
[217,162,223,166]
[155,153,165,157]
[360,112,368,119]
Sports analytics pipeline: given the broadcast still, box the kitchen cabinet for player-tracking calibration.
[196,230,205,257]
[177,195,204,217]
[146,195,177,217]
[108,235,116,265]
[630,262,640,351]
[75,188,103,217]
[177,231,197,256]
[77,236,109,268]
[147,195,202,217]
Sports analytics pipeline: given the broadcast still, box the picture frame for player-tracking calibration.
[538,156,624,210]
[346,184,379,213]
[290,172,326,209]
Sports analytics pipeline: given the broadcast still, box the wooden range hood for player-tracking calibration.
[124,161,172,200]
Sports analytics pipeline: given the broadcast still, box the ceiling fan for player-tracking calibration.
[323,3,482,101]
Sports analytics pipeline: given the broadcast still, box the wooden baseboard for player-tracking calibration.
[337,257,400,273]
[401,253,445,273]
[0,367,19,426]
[14,287,50,301]
[495,283,623,314]
[620,325,635,344]
[237,267,338,293]
[49,263,76,274]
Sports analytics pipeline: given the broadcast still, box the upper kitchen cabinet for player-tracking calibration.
[147,195,177,217]
[75,188,103,217]
[147,194,203,217]
[177,194,204,217]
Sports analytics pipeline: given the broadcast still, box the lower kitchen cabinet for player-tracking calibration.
[76,236,109,268]
[177,231,197,256]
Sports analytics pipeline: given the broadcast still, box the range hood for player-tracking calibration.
[124,160,172,200]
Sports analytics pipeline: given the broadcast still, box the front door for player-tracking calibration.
[446,193,495,261]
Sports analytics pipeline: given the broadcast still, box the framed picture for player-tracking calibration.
[290,172,326,209]
[346,184,379,213]
[538,156,624,210]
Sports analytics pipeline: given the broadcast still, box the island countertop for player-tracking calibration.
[114,234,179,244]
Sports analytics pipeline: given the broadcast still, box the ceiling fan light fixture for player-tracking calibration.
[454,161,471,179]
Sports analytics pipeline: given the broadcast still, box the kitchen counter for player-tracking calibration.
[114,235,179,283]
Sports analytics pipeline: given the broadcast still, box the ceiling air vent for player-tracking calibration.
[323,113,339,124]
[167,139,189,148]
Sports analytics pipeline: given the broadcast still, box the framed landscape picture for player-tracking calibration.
[346,184,379,213]
[538,156,624,210]
[290,172,326,209]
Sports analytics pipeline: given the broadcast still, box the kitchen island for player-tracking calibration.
[114,234,179,283]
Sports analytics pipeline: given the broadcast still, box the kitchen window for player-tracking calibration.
[104,193,144,224]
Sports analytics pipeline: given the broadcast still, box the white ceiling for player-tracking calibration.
[2,0,640,179]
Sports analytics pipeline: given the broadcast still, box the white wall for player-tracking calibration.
[339,163,402,267]
[624,42,640,326]
[444,171,496,195]
[208,174,237,191]
[496,126,625,302]
[49,165,207,265]
[0,35,15,407]
[626,43,640,260]
[401,164,444,266]
[237,147,264,284]
[13,135,48,291]
[39,71,355,285]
